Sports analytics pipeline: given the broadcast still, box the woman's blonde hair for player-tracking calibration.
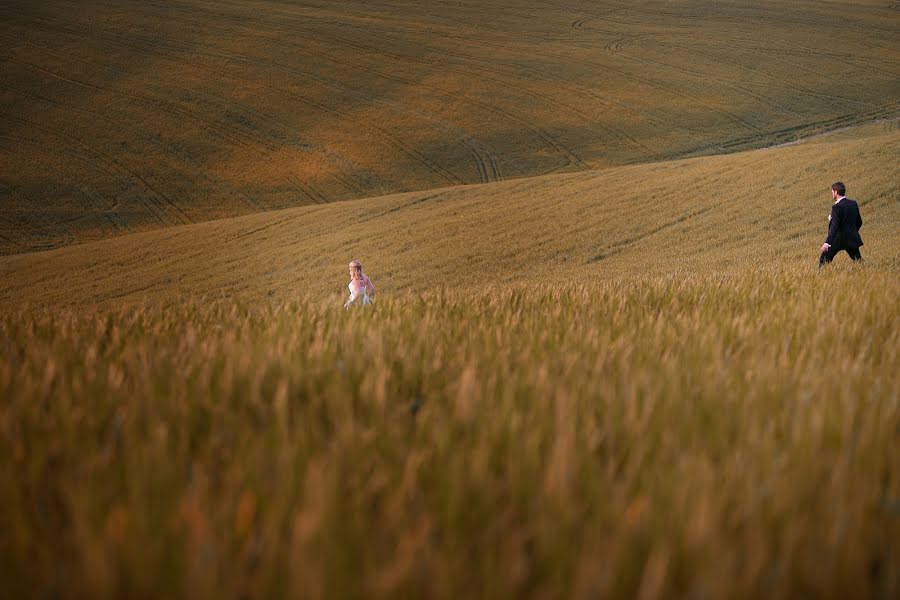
[348,259,363,280]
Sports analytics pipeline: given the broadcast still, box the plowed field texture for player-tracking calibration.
[1,1,899,599]
[1,0,898,253]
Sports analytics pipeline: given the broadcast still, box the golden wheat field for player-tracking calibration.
[2,120,899,597]
[2,273,899,599]
[1,121,898,310]
[1,0,899,253]
[2,0,900,598]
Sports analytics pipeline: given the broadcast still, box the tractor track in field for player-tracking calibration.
[365,191,450,222]
[551,0,898,37]
[10,0,820,182]
[1,13,469,194]
[542,0,898,122]
[0,21,338,205]
[316,21,642,162]
[0,61,288,212]
[571,17,593,30]
[598,42,851,121]
[317,15,762,142]
[0,214,32,251]
[159,3,502,183]
[227,215,302,242]
[1,21,345,203]
[0,110,185,226]
[158,1,510,182]
[294,9,653,156]
[1,129,132,234]
[287,25,589,172]
[692,105,900,156]
[588,206,716,263]
[135,0,504,184]
[2,0,898,254]
[648,34,900,92]
[0,125,127,224]
[143,0,584,178]
[0,79,263,217]
[760,113,900,150]
[0,28,279,160]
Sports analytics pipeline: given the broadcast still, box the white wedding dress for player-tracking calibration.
[344,280,372,308]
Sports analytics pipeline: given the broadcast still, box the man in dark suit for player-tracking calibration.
[819,181,863,268]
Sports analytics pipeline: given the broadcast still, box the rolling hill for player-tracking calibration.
[2,0,899,253]
[2,3,899,596]
[1,122,898,599]
[1,120,897,311]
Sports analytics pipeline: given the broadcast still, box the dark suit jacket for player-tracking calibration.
[825,198,863,248]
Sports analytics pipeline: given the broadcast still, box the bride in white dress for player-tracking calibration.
[344,259,376,308]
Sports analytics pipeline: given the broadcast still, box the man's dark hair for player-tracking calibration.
[832,181,846,196]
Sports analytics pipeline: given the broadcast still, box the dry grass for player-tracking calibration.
[1,271,898,599]
[2,0,899,253]
[1,122,899,597]
[1,120,897,311]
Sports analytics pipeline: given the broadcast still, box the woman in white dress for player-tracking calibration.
[344,259,376,308]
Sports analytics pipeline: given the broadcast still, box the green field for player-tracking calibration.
[1,0,898,253]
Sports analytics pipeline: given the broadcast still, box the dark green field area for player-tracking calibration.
[1,0,898,253]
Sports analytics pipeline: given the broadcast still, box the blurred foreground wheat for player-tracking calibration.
[1,268,898,599]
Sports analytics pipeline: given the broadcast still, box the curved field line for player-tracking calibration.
[246,35,507,180]
[0,28,278,155]
[131,1,545,179]
[0,26,332,205]
[5,0,897,204]
[530,1,895,126]
[228,215,299,241]
[316,19,607,158]
[588,206,715,263]
[305,16,709,154]
[571,17,592,30]
[2,14,465,194]
[194,29,504,182]
[283,24,584,173]
[14,4,472,188]
[651,33,900,89]
[0,76,264,215]
[1,124,135,225]
[45,0,640,171]
[353,190,450,225]
[0,110,182,225]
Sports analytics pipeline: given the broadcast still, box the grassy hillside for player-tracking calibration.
[1,123,899,597]
[2,0,898,253]
[1,121,897,311]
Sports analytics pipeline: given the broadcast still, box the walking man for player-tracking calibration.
[819,181,863,268]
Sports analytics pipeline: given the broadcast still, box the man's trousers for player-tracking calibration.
[819,245,862,268]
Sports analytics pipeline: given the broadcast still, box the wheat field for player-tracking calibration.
[1,120,899,597]
[1,121,898,310]
[2,0,900,597]
[1,273,899,599]
[1,0,899,253]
